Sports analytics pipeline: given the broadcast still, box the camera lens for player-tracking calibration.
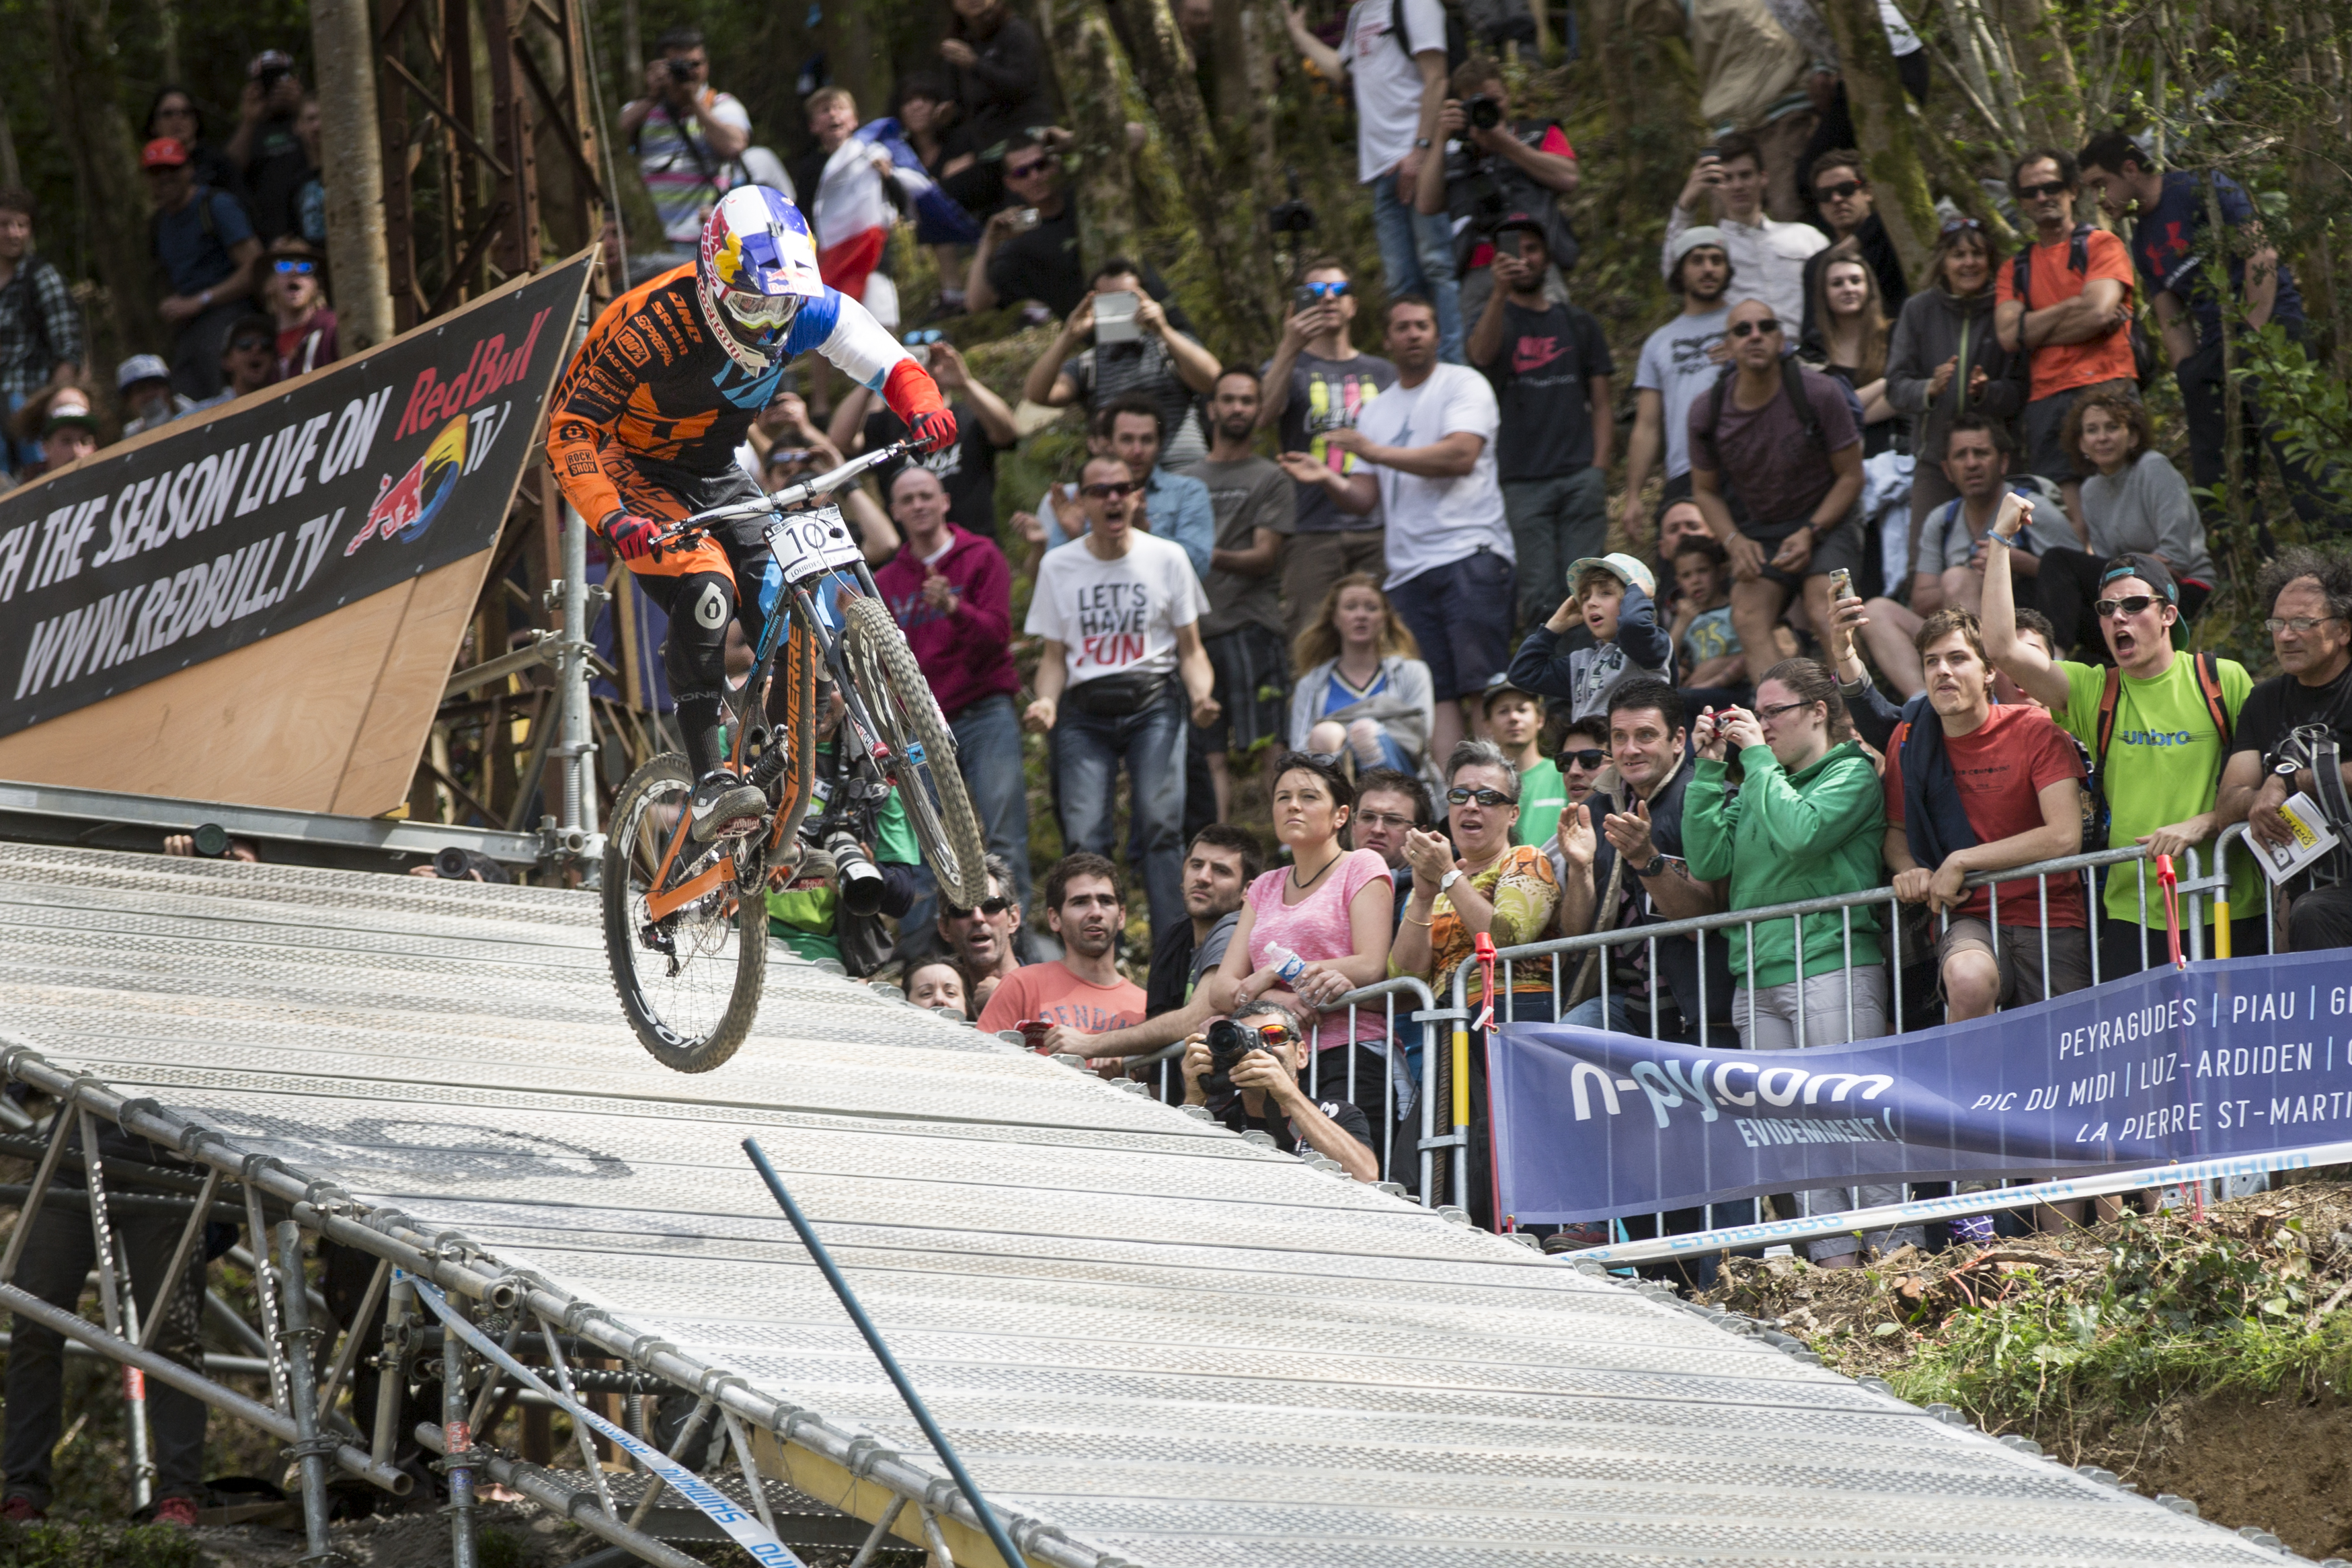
[826,830,886,917]
[434,847,471,880]
[192,823,230,858]
[1466,94,1502,130]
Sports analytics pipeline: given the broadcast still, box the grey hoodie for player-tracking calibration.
[1885,286,2029,463]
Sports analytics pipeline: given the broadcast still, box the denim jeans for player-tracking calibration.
[1056,684,1189,939]
[897,693,1033,959]
[1502,467,1610,631]
[1370,169,1464,364]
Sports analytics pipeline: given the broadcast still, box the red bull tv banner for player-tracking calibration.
[0,253,594,741]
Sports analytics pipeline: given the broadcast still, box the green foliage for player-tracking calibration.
[479,1523,531,1568]
[1883,1214,2352,1438]
[0,1518,202,1568]
[2229,323,2352,521]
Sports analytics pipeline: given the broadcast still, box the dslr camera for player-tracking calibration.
[1462,93,1503,131]
[1202,1017,1290,1095]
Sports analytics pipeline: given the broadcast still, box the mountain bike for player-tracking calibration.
[600,442,988,1072]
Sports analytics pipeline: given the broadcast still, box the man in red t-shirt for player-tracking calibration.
[976,854,1148,1037]
[1884,609,2091,1021]
[1994,149,2138,525]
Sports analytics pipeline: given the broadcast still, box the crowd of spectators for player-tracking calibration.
[0,52,350,492]
[644,25,2351,1263]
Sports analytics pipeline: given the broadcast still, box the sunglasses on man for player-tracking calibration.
[2016,179,2071,200]
[272,258,317,276]
[1301,280,1350,299]
[230,335,274,354]
[2094,594,2164,619]
[1079,478,1142,500]
[1815,180,1865,202]
[1558,748,1608,771]
[947,896,1013,919]
[1005,154,1056,180]
[1446,786,1516,807]
[1727,317,1781,338]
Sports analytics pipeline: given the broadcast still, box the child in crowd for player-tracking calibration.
[1667,538,1747,699]
[1507,553,1674,726]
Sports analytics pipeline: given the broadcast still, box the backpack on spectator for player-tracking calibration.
[2009,223,2161,390]
[2083,652,2231,853]
[1389,0,1471,71]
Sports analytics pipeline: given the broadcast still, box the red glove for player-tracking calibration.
[908,407,958,454]
[600,510,664,563]
[883,357,954,453]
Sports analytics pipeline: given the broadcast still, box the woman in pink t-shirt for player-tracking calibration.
[1225,753,1395,1124]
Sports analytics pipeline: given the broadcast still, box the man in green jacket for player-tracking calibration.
[1683,658,1917,1266]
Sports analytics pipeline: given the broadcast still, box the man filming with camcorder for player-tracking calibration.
[1411,58,1579,325]
[1180,1001,1380,1182]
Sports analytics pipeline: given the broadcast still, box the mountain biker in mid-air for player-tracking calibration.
[547,184,956,841]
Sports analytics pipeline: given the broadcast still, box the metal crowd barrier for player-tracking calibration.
[1420,838,2220,1228]
[1106,834,2266,1224]
[1127,977,1438,1190]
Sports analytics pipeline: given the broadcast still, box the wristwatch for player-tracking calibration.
[1413,136,1434,149]
[1636,853,1668,878]
[1438,867,1463,896]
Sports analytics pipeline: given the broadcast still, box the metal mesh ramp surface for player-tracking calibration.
[0,842,2289,1566]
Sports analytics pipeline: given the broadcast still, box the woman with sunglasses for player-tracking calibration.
[2028,390,2213,654]
[144,87,241,203]
[263,237,336,380]
[1286,573,1437,777]
[1391,740,1588,1227]
[1684,659,1912,1266]
[1886,217,2026,557]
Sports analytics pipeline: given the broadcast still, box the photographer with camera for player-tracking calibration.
[225,50,311,245]
[766,679,921,975]
[1182,1001,1380,1181]
[1413,59,1580,328]
[619,26,752,266]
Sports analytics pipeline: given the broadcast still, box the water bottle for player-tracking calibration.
[1263,942,1308,987]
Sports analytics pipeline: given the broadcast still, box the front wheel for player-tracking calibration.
[841,594,990,908]
[601,753,767,1072]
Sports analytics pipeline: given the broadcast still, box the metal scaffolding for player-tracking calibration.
[0,839,2298,1566]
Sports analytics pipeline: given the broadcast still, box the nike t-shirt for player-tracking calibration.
[2057,654,2258,925]
[1487,300,1614,481]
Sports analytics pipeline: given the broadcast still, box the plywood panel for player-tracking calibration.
[0,552,492,816]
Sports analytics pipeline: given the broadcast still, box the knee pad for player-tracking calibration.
[663,572,736,697]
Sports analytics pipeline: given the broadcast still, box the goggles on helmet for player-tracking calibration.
[724,290,797,329]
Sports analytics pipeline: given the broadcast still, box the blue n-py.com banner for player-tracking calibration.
[1492,950,2352,1224]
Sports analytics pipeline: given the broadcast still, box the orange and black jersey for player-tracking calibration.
[547,262,933,527]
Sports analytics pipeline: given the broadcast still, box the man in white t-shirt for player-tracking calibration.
[1025,455,1221,941]
[1658,131,1826,329]
[1622,228,1734,543]
[1288,295,1509,763]
[1284,0,1462,363]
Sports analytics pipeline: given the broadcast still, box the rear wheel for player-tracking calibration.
[602,754,767,1072]
[841,593,989,908]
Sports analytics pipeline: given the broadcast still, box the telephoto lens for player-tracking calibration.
[826,830,886,916]
[435,847,472,880]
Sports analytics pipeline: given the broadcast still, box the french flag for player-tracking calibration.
[811,117,980,307]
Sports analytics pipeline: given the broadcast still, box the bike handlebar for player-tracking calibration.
[654,441,916,548]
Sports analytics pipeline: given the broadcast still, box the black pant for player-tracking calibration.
[2289,884,2352,952]
[2097,915,2267,978]
[2033,547,2211,660]
[2176,335,2345,538]
[3,1203,208,1507]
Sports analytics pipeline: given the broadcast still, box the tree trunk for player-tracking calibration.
[1110,0,1278,349]
[312,0,397,353]
[44,0,157,356]
[1034,0,1142,268]
[1821,0,1937,277]
[1982,0,2080,151]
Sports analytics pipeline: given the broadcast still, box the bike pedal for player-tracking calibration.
[713,812,767,841]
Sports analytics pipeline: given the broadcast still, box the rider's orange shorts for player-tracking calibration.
[602,451,758,585]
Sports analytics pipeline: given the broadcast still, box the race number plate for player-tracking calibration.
[764,504,863,584]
